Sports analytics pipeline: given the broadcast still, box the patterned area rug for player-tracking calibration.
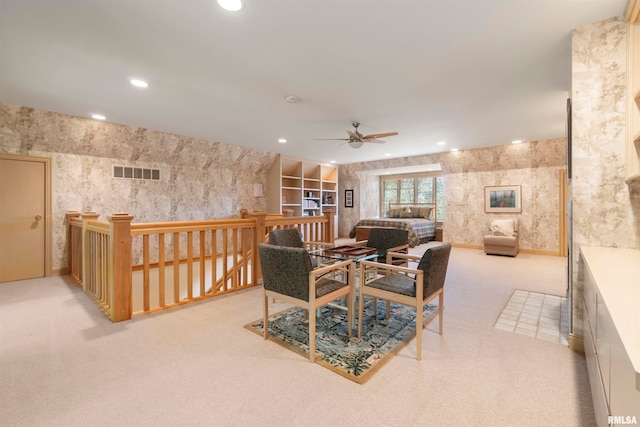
[244,300,438,384]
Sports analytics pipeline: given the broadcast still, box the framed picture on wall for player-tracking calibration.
[484,185,521,213]
[345,189,354,208]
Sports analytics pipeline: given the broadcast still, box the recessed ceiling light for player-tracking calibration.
[91,114,106,120]
[511,139,522,144]
[217,0,243,12]
[130,79,149,88]
[450,148,459,152]
[278,138,287,143]
[437,141,446,146]
[285,95,299,103]
[384,153,391,156]
[330,160,336,164]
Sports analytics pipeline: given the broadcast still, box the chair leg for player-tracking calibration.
[347,291,353,338]
[263,293,269,340]
[439,292,444,335]
[309,305,316,362]
[385,300,391,320]
[416,302,423,361]
[358,294,364,338]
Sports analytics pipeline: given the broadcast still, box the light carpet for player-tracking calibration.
[245,301,438,383]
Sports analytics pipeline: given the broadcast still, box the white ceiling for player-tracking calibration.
[0,0,628,165]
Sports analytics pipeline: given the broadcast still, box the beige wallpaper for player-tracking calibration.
[0,103,276,271]
[339,139,567,251]
[571,18,640,337]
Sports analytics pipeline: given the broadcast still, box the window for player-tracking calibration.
[380,174,444,221]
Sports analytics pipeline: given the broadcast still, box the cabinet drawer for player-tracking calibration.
[584,302,610,427]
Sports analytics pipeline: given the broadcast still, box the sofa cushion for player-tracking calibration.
[484,234,517,246]
[491,219,515,236]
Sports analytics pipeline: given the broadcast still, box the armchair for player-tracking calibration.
[358,242,452,360]
[258,244,353,362]
[483,219,519,257]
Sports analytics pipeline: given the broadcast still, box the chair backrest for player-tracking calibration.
[258,243,313,301]
[367,228,409,254]
[269,228,303,248]
[416,242,452,298]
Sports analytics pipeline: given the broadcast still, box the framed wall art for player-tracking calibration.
[344,189,354,208]
[484,185,521,213]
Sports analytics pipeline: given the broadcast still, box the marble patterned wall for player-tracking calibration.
[339,138,566,251]
[0,103,277,271]
[571,18,640,337]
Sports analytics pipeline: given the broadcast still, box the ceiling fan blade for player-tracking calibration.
[365,139,386,144]
[347,130,364,141]
[362,131,398,139]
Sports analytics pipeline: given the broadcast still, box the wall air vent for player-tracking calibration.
[113,166,160,181]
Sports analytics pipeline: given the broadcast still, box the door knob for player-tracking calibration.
[35,215,42,221]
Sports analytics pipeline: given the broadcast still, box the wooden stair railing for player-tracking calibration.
[66,210,334,322]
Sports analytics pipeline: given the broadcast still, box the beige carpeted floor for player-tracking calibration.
[0,243,595,427]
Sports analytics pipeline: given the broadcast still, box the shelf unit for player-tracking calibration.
[626,21,640,181]
[267,156,338,236]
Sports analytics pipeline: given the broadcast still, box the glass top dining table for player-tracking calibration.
[308,245,382,264]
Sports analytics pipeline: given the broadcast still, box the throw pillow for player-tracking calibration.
[388,207,402,218]
[491,219,515,236]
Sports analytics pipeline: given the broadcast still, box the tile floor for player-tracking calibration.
[495,289,569,345]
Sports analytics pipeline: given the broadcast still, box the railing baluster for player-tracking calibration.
[241,227,249,286]
[212,229,218,295]
[222,230,228,291]
[231,228,237,290]
[159,233,165,307]
[143,234,150,312]
[199,230,205,297]
[187,231,193,300]
[173,232,180,303]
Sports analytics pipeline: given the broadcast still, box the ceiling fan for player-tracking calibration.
[317,122,398,149]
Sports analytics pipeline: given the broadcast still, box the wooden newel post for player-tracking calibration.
[245,211,268,283]
[65,212,81,278]
[324,211,336,244]
[108,214,134,322]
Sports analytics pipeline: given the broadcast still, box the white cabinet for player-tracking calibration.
[267,156,338,231]
[580,246,640,427]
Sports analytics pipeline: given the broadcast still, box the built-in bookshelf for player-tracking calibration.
[267,155,338,235]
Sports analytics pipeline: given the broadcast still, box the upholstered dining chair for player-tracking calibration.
[258,243,354,362]
[268,228,331,267]
[357,242,452,361]
[268,228,304,248]
[364,228,410,264]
